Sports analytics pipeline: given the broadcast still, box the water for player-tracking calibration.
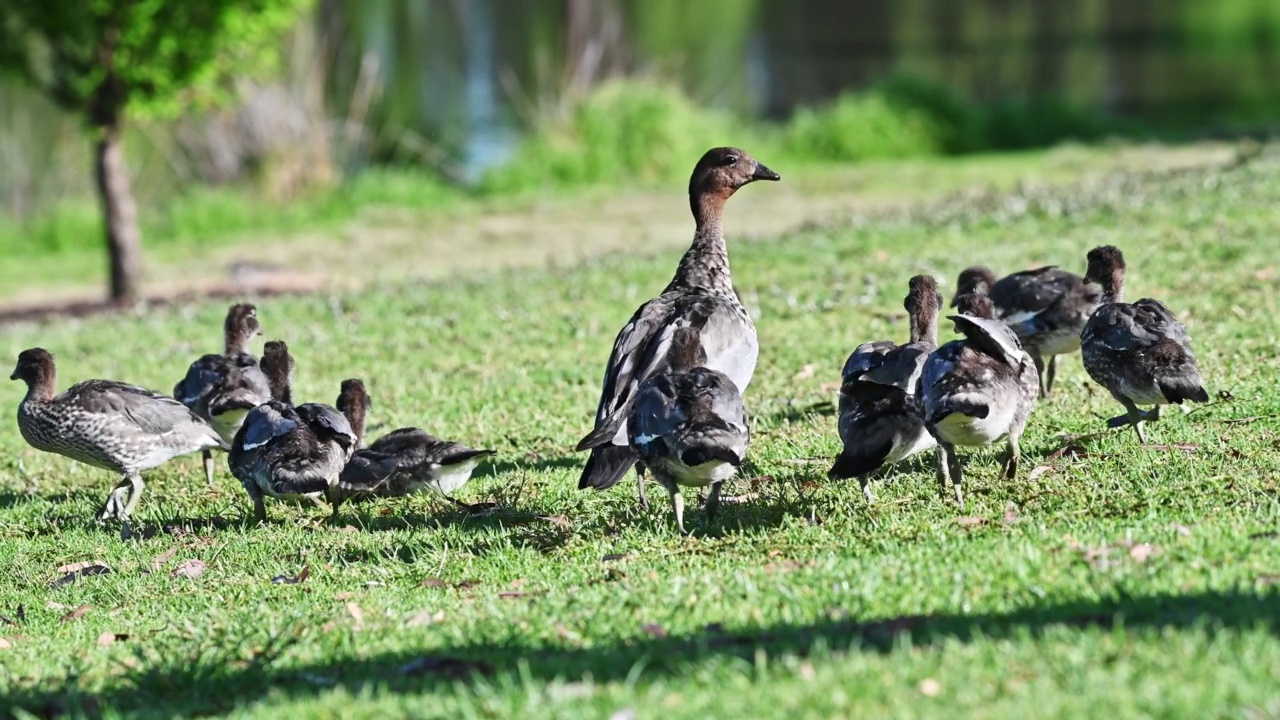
[325,0,1280,173]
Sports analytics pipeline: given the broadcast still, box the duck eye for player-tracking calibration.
[720,155,739,166]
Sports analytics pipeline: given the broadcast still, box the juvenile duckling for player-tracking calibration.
[829,275,941,502]
[330,379,496,518]
[229,341,356,523]
[576,147,778,503]
[954,265,1100,397]
[173,303,271,484]
[628,327,750,533]
[917,294,1039,504]
[11,348,225,524]
[1080,246,1208,442]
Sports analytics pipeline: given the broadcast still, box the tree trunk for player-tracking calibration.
[93,123,142,304]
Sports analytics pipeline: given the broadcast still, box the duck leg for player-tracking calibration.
[202,449,216,485]
[635,462,650,510]
[1045,355,1058,396]
[1108,397,1152,444]
[1002,433,1022,480]
[250,492,268,524]
[859,473,875,504]
[935,443,964,506]
[1032,352,1048,398]
[704,481,723,524]
[99,474,144,521]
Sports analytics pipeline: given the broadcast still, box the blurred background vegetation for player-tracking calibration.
[3,0,1280,299]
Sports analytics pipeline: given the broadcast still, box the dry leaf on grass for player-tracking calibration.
[60,605,92,622]
[555,623,582,642]
[0,637,11,650]
[346,602,365,628]
[49,561,112,589]
[537,515,572,528]
[954,516,987,527]
[1045,444,1087,462]
[420,578,447,588]
[172,560,206,579]
[602,553,630,563]
[147,548,177,574]
[1129,543,1158,563]
[1003,503,1020,525]
[792,364,815,380]
[918,678,942,696]
[407,609,445,627]
[1028,465,1055,481]
[96,631,128,646]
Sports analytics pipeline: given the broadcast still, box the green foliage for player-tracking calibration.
[2,149,1279,717]
[783,90,945,162]
[0,0,311,123]
[482,80,752,194]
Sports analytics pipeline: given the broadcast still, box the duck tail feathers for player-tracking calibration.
[1159,376,1209,404]
[577,444,636,490]
[680,446,742,468]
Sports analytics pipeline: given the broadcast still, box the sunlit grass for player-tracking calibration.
[0,147,1278,718]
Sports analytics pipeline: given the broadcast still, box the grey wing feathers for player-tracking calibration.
[1087,301,1187,352]
[367,427,494,467]
[583,293,725,445]
[67,379,220,441]
[338,450,400,491]
[949,315,1024,363]
[238,403,298,451]
[174,354,224,407]
[296,403,356,448]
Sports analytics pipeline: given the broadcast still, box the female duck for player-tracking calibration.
[576,147,778,504]
[830,275,941,502]
[329,379,496,518]
[229,341,356,522]
[11,348,224,524]
[173,303,271,483]
[628,327,750,534]
[1080,246,1208,442]
[917,294,1039,505]
[954,265,1100,397]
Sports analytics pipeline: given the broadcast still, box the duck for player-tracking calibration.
[1079,245,1208,443]
[917,293,1039,504]
[575,147,778,506]
[953,265,1101,397]
[228,341,356,523]
[829,275,941,502]
[173,303,271,484]
[329,379,497,518]
[10,348,225,525]
[627,327,750,534]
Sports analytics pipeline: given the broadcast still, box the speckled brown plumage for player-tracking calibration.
[11,348,225,523]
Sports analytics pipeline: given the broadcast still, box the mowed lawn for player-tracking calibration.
[1,147,1279,719]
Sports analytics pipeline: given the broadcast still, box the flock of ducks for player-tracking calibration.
[8,147,1209,535]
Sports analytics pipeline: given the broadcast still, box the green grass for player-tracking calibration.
[1,147,1279,719]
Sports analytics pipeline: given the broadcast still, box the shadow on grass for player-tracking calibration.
[7,588,1278,719]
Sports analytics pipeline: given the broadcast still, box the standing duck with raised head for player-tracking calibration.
[173,303,271,484]
[575,147,778,505]
[917,294,1039,505]
[229,341,356,523]
[11,348,225,526]
[627,327,750,534]
[1079,246,1208,443]
[329,379,496,519]
[829,275,941,502]
[953,265,1100,397]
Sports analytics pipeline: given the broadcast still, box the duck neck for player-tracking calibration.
[344,405,366,447]
[1099,268,1125,305]
[666,192,734,297]
[909,308,939,345]
[23,370,56,404]
[224,328,249,356]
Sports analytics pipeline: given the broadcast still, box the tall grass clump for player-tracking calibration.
[482,80,750,194]
[783,90,946,162]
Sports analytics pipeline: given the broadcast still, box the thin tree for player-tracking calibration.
[0,1,307,303]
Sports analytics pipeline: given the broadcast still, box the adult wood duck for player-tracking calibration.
[576,147,777,507]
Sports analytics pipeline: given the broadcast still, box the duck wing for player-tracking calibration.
[627,374,687,464]
[368,427,495,467]
[1085,300,1187,352]
[208,356,271,416]
[173,354,227,410]
[296,403,357,453]
[67,379,225,448]
[235,402,299,452]
[948,315,1024,364]
[337,449,401,492]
